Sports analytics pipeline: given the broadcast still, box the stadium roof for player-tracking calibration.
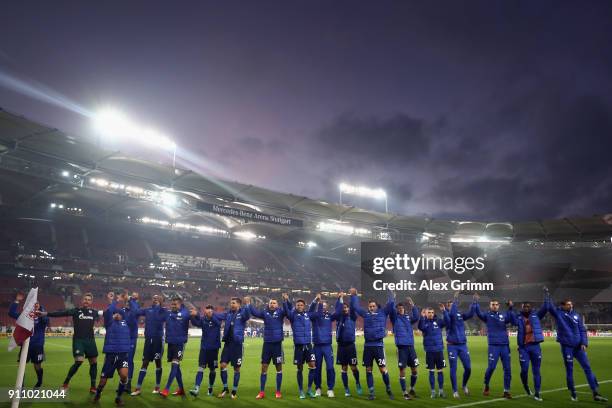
[1,108,611,243]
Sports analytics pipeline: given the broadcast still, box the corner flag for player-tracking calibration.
[8,287,38,351]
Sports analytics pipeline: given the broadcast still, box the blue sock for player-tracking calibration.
[209,370,216,388]
[136,369,147,388]
[128,360,134,382]
[276,372,282,392]
[155,367,162,387]
[438,371,444,390]
[297,369,304,392]
[341,371,349,392]
[366,371,374,392]
[326,368,335,390]
[410,374,417,389]
[450,364,458,392]
[117,380,126,398]
[165,363,177,390]
[353,369,361,386]
[399,376,406,392]
[195,368,204,387]
[429,371,435,391]
[176,366,184,389]
[463,368,471,388]
[260,373,267,392]
[382,371,390,390]
[308,368,316,390]
[221,369,228,388]
[233,372,240,391]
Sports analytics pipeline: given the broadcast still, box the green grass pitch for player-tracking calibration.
[0,337,610,407]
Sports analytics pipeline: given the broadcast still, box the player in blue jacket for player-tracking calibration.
[472,294,516,399]
[160,296,190,398]
[10,292,49,388]
[443,292,475,398]
[389,295,420,400]
[93,292,131,406]
[418,305,448,399]
[334,293,363,397]
[131,294,168,396]
[217,297,251,399]
[119,291,140,393]
[350,288,395,400]
[309,293,337,398]
[189,304,223,397]
[246,296,287,399]
[509,289,548,401]
[283,293,317,399]
[546,292,607,402]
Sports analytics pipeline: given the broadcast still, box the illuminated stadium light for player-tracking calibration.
[339,182,387,199]
[93,109,177,164]
[234,231,265,240]
[159,191,178,207]
[450,236,511,244]
[140,217,170,227]
[316,221,371,237]
[50,203,57,208]
[173,222,227,235]
[339,182,388,212]
[61,170,70,177]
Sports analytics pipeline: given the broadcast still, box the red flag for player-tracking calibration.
[9,288,38,351]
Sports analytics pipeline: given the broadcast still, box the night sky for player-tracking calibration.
[1,1,611,221]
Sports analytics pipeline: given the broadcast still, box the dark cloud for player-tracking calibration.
[0,2,611,221]
[315,113,432,164]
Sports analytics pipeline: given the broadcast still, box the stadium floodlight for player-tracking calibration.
[234,231,257,240]
[93,108,177,166]
[316,221,371,237]
[339,182,388,212]
[159,191,178,207]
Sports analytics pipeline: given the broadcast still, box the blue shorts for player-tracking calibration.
[143,336,163,361]
[262,341,284,365]
[101,352,129,378]
[397,345,419,368]
[426,351,446,370]
[220,341,243,367]
[17,344,44,364]
[294,344,315,365]
[166,343,184,362]
[198,348,219,369]
[336,342,358,366]
[363,345,386,367]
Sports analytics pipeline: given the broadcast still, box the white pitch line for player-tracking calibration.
[444,379,612,408]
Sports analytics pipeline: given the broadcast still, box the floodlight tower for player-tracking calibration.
[339,182,388,213]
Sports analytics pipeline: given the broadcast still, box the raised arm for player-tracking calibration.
[190,308,202,327]
[472,302,487,322]
[455,297,475,320]
[331,297,343,321]
[246,302,264,319]
[417,314,427,332]
[282,300,294,322]
[384,292,395,316]
[349,289,366,317]
[536,288,549,319]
